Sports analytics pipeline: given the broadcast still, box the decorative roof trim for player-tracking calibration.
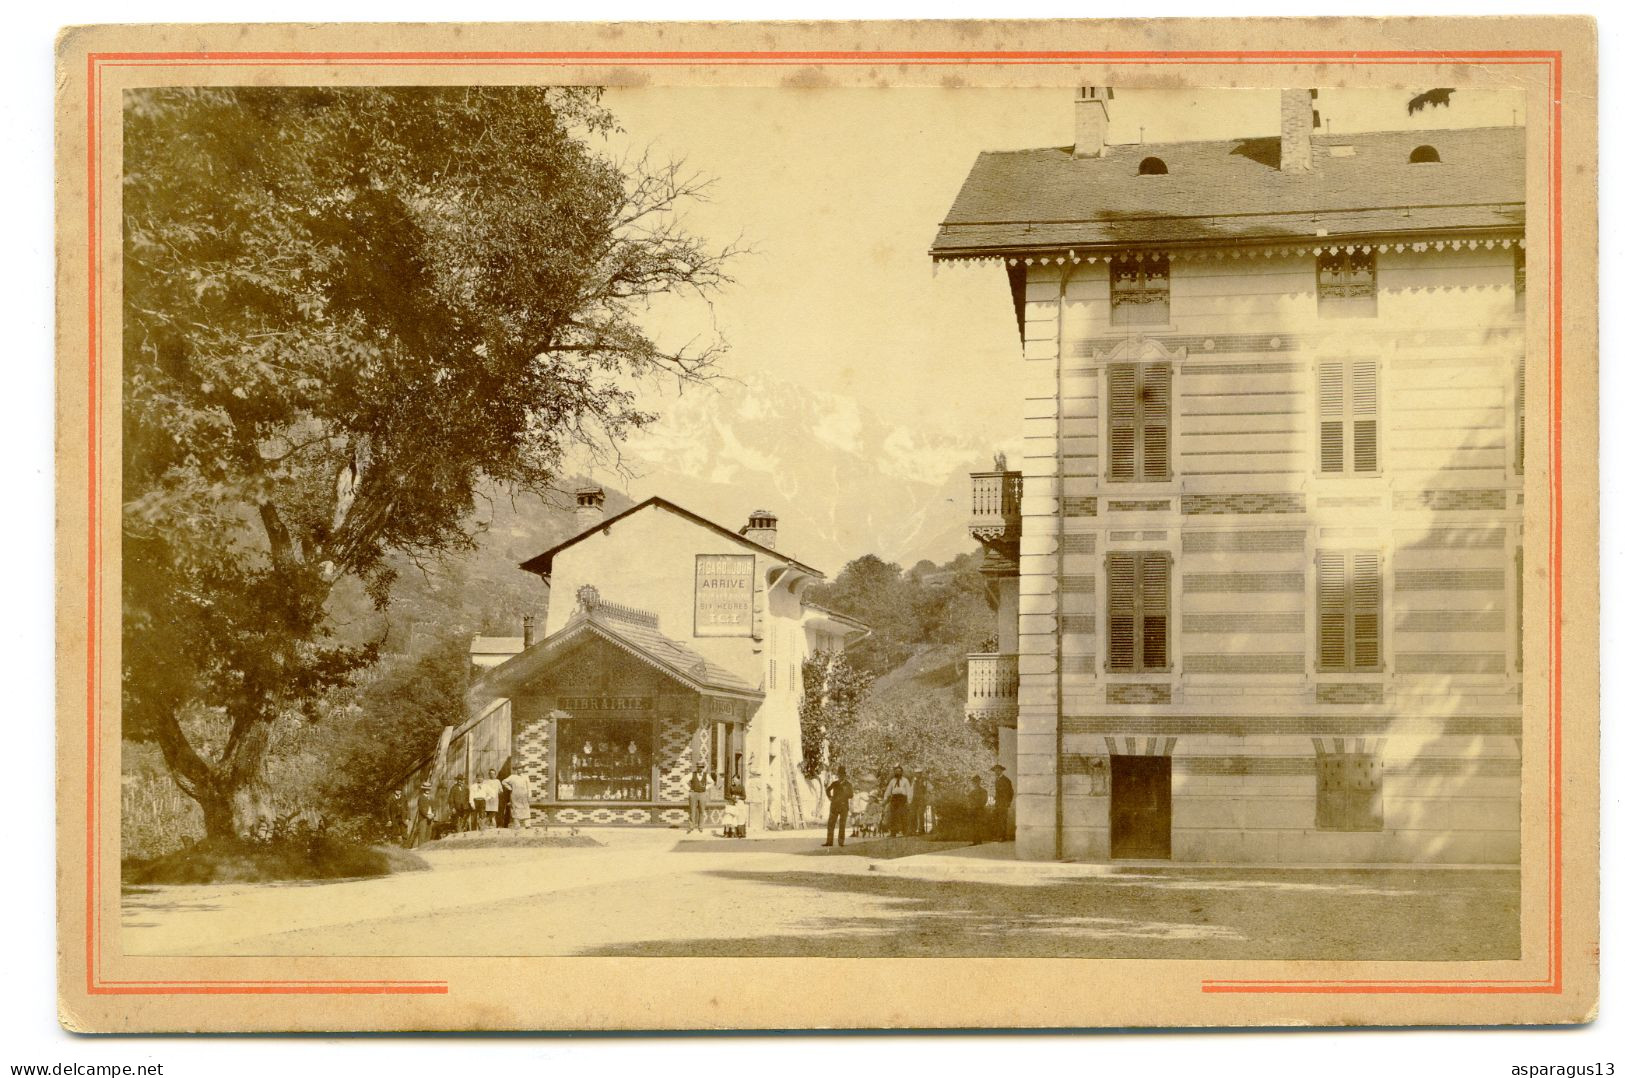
[933,234,1525,267]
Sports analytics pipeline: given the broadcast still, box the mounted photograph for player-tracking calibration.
[55,18,1597,1032]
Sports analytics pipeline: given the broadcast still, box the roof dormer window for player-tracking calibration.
[1409,145,1441,164]
[1137,156,1169,175]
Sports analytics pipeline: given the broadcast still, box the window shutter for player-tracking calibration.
[1107,365,1137,481]
[1351,551,1382,669]
[1106,552,1136,671]
[1317,550,1348,668]
[1351,360,1379,472]
[1141,552,1170,669]
[1319,362,1345,473]
[1142,363,1171,481]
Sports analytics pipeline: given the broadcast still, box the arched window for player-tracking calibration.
[1409,145,1441,163]
[1137,156,1169,175]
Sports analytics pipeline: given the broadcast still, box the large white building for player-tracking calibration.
[937,89,1525,863]
[452,491,866,829]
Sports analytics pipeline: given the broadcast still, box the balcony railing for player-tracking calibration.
[966,652,1019,719]
[969,470,1022,545]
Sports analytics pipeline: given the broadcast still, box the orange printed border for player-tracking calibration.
[82,47,1564,1000]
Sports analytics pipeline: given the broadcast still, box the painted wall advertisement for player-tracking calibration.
[694,554,754,636]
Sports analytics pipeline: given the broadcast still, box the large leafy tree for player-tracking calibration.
[798,649,873,794]
[122,86,731,837]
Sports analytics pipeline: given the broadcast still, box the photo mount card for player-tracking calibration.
[55,16,1599,1033]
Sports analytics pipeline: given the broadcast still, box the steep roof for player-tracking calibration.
[518,496,824,581]
[468,602,763,708]
[931,126,1525,258]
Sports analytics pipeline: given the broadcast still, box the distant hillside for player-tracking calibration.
[325,479,638,655]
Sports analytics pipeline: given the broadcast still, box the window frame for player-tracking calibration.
[1109,254,1171,326]
[1316,249,1378,318]
[1105,360,1173,484]
[1105,550,1173,674]
[1317,358,1381,476]
[1315,752,1384,832]
[1316,548,1384,673]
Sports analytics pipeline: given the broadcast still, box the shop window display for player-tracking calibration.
[555,716,655,802]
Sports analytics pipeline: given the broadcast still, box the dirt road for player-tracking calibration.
[121,828,1518,959]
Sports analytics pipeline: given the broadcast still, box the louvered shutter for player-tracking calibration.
[1351,360,1379,472]
[1351,551,1382,669]
[1107,365,1137,481]
[1317,550,1348,668]
[1141,552,1170,669]
[1319,362,1345,472]
[1143,363,1171,481]
[1106,552,1136,670]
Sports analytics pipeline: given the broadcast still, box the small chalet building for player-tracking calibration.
[451,491,866,829]
[938,89,1525,863]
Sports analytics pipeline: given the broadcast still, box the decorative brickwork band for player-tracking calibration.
[1183,653,1305,674]
[1062,497,1098,517]
[1316,682,1385,704]
[1170,756,1518,777]
[1103,735,1177,756]
[1061,533,1097,554]
[1394,653,1507,674]
[1062,714,1521,736]
[1182,492,1306,515]
[1394,568,1506,590]
[1106,499,1172,513]
[1182,528,1306,553]
[1392,488,1508,511]
[1105,683,1172,705]
[1183,571,1305,593]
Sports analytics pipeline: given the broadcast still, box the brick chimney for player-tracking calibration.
[574,485,605,533]
[1072,86,1112,159]
[742,509,778,550]
[1280,88,1318,172]
[522,614,535,649]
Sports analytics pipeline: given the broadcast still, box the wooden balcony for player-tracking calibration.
[969,470,1022,546]
[966,652,1019,722]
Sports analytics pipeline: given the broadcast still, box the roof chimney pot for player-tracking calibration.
[742,509,779,550]
[574,485,606,534]
[1280,88,1318,172]
[1072,86,1112,159]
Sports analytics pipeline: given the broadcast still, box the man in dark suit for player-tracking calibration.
[822,766,854,847]
[993,764,1015,842]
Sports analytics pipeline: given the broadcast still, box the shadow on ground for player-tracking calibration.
[577,866,1520,961]
[672,835,976,860]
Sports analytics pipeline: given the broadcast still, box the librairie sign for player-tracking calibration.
[694,554,754,636]
[557,696,655,712]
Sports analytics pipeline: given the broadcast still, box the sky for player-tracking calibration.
[595,84,1528,465]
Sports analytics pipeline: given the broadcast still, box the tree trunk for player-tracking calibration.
[151,698,276,841]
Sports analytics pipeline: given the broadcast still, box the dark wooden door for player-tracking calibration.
[1109,755,1172,859]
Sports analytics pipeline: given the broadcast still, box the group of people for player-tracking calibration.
[822,763,1015,848]
[394,767,535,847]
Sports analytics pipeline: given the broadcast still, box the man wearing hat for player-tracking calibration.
[992,764,1015,842]
[822,766,854,848]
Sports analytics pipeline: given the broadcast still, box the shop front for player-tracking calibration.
[468,598,763,827]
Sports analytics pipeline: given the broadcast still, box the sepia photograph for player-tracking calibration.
[52,17,1598,1033]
